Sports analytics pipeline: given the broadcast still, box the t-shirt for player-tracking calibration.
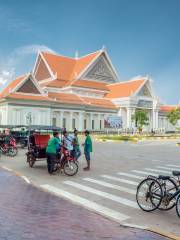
[63,135,74,151]
[46,137,60,154]
[73,136,80,151]
[84,135,92,153]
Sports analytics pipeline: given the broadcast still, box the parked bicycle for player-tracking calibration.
[136,171,180,218]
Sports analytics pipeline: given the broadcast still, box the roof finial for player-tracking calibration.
[75,50,79,59]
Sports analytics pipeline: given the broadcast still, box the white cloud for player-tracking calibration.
[14,44,56,55]
[0,44,55,89]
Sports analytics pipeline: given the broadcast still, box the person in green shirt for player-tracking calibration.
[82,130,92,171]
[73,129,81,161]
[46,131,60,174]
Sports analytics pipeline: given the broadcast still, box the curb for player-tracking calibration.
[0,166,31,184]
[1,166,179,239]
[147,227,180,240]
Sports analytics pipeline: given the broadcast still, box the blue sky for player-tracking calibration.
[0,0,179,104]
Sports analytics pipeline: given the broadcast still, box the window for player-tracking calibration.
[84,119,87,129]
[52,117,56,126]
[63,118,66,128]
[100,120,102,129]
[72,118,76,129]
[92,120,94,130]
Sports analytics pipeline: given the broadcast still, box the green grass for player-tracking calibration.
[97,134,180,142]
[98,135,139,141]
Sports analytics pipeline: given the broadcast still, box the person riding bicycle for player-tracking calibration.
[46,131,61,174]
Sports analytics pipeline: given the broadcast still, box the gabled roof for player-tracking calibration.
[48,92,117,109]
[41,50,100,81]
[5,93,50,101]
[1,74,27,97]
[106,79,146,98]
[66,79,110,91]
[40,79,68,88]
[160,105,177,112]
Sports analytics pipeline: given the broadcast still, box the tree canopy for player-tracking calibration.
[132,110,149,130]
[167,107,180,126]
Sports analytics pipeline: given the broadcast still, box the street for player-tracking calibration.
[0,138,180,238]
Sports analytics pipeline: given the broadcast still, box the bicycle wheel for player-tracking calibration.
[176,193,180,218]
[64,161,78,176]
[158,178,178,211]
[136,177,163,212]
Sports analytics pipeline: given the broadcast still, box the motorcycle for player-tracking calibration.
[0,137,18,157]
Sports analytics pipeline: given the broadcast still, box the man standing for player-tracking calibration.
[62,130,74,154]
[73,129,81,161]
[46,132,60,174]
[83,130,92,171]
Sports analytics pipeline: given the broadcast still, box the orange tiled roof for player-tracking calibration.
[69,79,109,91]
[160,105,177,112]
[41,51,100,81]
[106,79,146,98]
[48,92,116,109]
[81,96,117,109]
[48,92,85,105]
[4,93,50,101]
[1,74,27,96]
[40,79,68,88]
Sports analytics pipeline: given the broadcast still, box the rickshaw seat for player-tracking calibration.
[34,134,50,148]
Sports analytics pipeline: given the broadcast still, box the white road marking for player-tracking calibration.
[157,166,174,171]
[41,184,129,222]
[83,178,136,195]
[117,172,144,180]
[101,175,138,186]
[21,176,31,184]
[131,170,158,177]
[166,164,180,168]
[145,168,171,174]
[2,166,13,171]
[63,181,138,209]
[152,160,163,163]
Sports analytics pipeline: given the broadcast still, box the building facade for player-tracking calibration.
[0,48,178,132]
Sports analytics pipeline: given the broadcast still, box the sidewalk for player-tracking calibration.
[0,169,170,240]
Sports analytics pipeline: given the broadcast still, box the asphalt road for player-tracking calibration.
[0,138,180,238]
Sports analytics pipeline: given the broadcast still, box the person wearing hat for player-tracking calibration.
[82,130,92,171]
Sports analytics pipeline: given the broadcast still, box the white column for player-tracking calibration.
[59,111,64,127]
[78,112,84,131]
[68,111,73,131]
[89,113,93,130]
[126,107,132,129]
[97,114,101,130]
[153,110,159,130]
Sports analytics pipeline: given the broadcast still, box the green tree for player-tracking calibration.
[167,107,180,126]
[132,110,149,131]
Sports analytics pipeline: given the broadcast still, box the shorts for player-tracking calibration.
[84,152,90,161]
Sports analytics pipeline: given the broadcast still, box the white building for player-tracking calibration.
[0,48,177,132]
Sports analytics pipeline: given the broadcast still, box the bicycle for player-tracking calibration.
[136,171,180,218]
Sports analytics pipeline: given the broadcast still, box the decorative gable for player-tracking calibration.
[16,77,41,94]
[81,53,118,83]
[33,55,52,81]
[137,83,152,97]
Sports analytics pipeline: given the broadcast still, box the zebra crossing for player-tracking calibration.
[41,163,180,225]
